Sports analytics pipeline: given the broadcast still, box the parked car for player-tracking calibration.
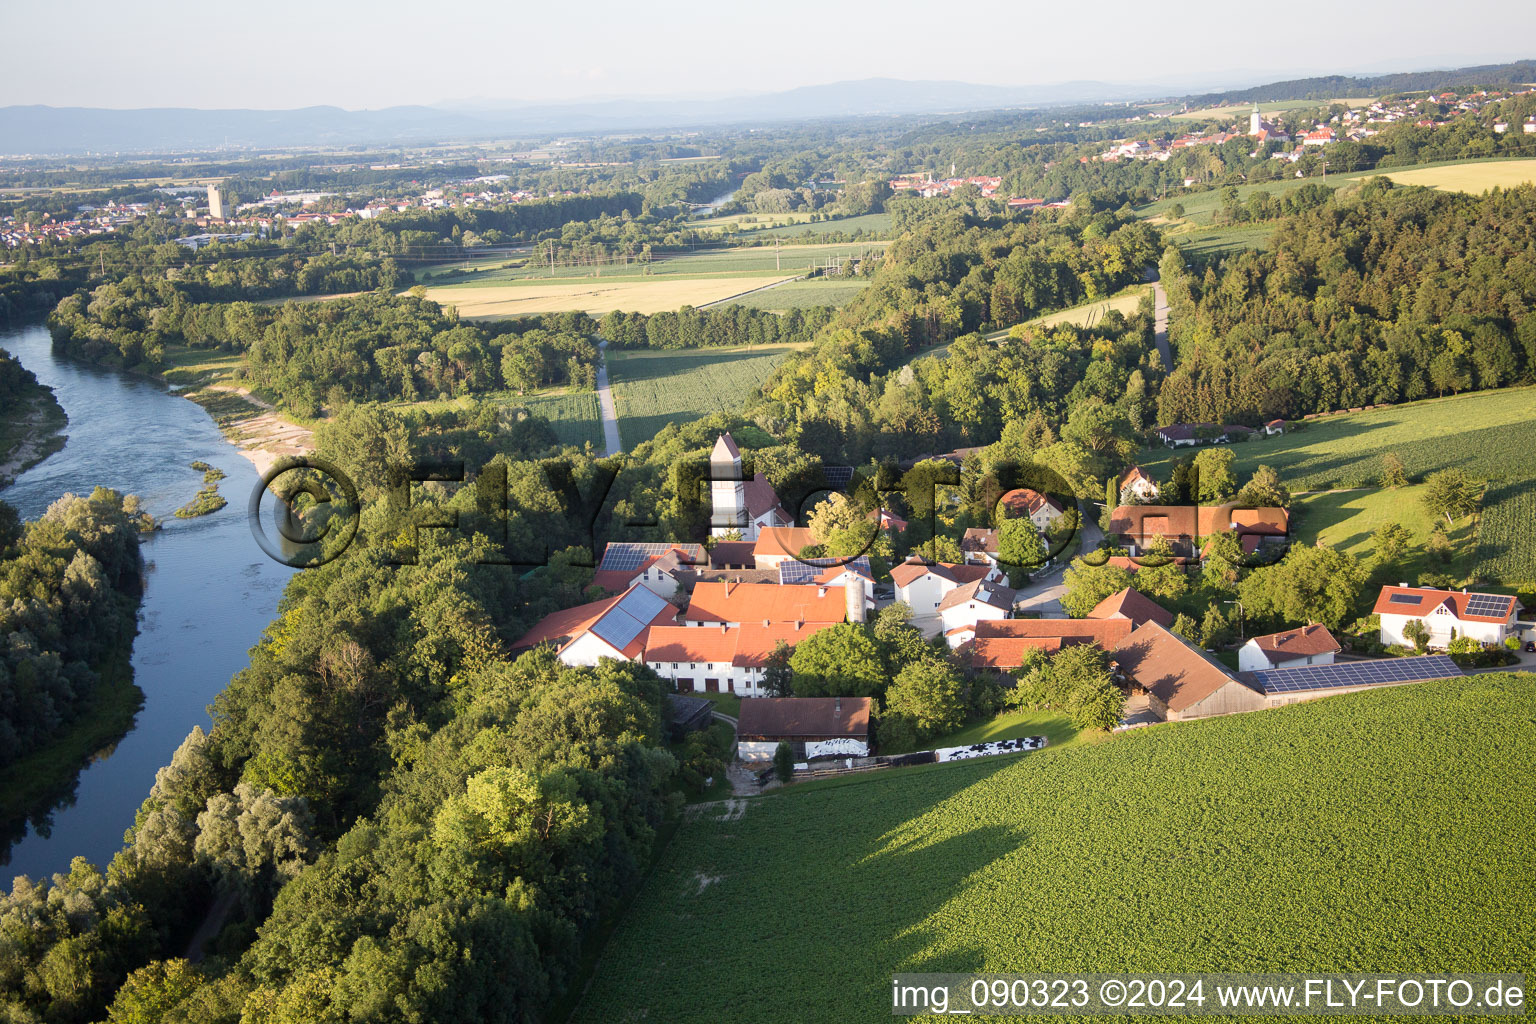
[1524,640,1535,653]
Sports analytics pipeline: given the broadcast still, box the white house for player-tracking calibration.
[643,620,837,696]
[1237,623,1341,673]
[592,542,705,596]
[999,487,1067,532]
[1118,466,1160,504]
[513,585,678,667]
[937,578,1017,648]
[1373,585,1521,648]
[960,528,1000,572]
[889,558,993,615]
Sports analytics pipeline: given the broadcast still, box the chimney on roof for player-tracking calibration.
[724,580,734,596]
[817,585,828,598]
[763,618,770,628]
[835,696,842,714]
[720,622,727,633]
[1399,582,1408,588]
[795,619,804,630]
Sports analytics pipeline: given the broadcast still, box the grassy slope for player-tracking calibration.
[606,344,805,450]
[572,675,1536,1024]
[1294,484,1478,580]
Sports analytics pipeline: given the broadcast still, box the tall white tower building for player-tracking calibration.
[207,183,225,220]
[710,433,747,537]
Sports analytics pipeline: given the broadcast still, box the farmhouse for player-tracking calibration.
[513,584,679,666]
[710,433,792,540]
[1106,503,1289,558]
[1156,422,1225,447]
[778,555,875,618]
[643,620,836,696]
[736,696,872,761]
[1087,587,1174,630]
[968,618,1133,670]
[1373,585,1521,648]
[960,527,1000,571]
[1237,623,1341,673]
[890,557,996,613]
[683,580,849,627]
[1112,621,1267,722]
[708,540,756,569]
[1118,466,1160,503]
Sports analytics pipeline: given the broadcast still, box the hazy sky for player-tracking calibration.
[2,0,1530,109]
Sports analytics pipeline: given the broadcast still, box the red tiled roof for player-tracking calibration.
[1108,504,1288,541]
[744,473,787,522]
[737,697,871,740]
[684,581,847,624]
[1113,621,1258,713]
[1087,587,1175,629]
[752,526,816,560]
[969,618,1131,669]
[1248,623,1341,661]
[1000,487,1064,517]
[1371,586,1517,624]
[514,593,620,649]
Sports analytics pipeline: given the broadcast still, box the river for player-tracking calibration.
[0,323,294,883]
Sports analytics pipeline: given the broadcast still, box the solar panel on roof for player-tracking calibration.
[1387,593,1421,605]
[1465,594,1513,618]
[778,555,872,585]
[591,586,672,651]
[1254,655,1461,694]
[598,542,703,572]
[822,466,855,489]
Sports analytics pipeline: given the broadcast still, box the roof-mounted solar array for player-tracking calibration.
[778,554,872,585]
[1465,594,1514,618]
[598,542,703,572]
[1254,655,1461,694]
[590,586,672,651]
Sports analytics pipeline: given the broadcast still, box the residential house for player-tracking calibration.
[960,528,1000,572]
[778,555,876,619]
[1087,587,1174,630]
[1106,503,1289,558]
[708,540,756,569]
[1156,423,1225,447]
[1302,128,1336,146]
[999,487,1067,532]
[890,558,995,615]
[1237,623,1341,673]
[513,585,679,666]
[1112,621,1267,722]
[1264,419,1286,436]
[592,542,706,595]
[938,578,1017,647]
[1118,466,1160,504]
[1373,585,1521,648]
[736,696,872,761]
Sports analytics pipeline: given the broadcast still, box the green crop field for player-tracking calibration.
[745,212,894,239]
[1168,223,1277,259]
[418,243,887,288]
[721,278,870,311]
[1135,386,1536,583]
[571,675,1536,1024]
[518,391,604,448]
[606,344,805,449]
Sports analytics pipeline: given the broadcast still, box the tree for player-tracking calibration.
[1237,464,1289,507]
[1133,534,1190,602]
[105,960,204,1024]
[997,514,1047,587]
[1201,603,1234,648]
[1379,452,1407,488]
[1421,469,1480,525]
[1370,522,1411,566]
[882,660,968,741]
[1171,612,1201,644]
[1193,448,1237,503]
[773,741,795,783]
[1060,559,1134,618]
[1052,645,1123,732]
[762,641,793,697]
[807,492,868,545]
[788,623,885,696]
[1402,618,1430,653]
[1238,543,1368,630]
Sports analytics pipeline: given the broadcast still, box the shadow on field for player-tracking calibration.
[605,348,784,385]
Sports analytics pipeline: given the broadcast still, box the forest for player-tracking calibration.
[1156,180,1536,425]
[0,489,149,770]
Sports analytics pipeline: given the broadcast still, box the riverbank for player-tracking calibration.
[0,374,67,488]
[182,384,315,476]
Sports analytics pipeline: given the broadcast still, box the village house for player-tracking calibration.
[1237,623,1341,673]
[683,580,849,628]
[592,542,706,595]
[1106,503,1289,558]
[1264,419,1286,436]
[937,578,1018,647]
[890,557,995,614]
[1086,587,1175,630]
[998,487,1067,532]
[1373,585,1521,648]
[967,618,1134,670]
[751,526,818,569]
[736,696,872,761]
[778,555,875,618]
[513,584,679,667]
[960,528,1000,572]
[643,620,836,696]
[1156,422,1226,447]
[1118,466,1160,504]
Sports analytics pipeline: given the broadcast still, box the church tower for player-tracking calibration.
[1249,103,1262,137]
[710,433,747,537]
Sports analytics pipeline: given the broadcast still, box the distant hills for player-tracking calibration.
[3,60,1534,155]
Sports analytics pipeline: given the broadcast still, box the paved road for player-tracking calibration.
[1013,500,1103,618]
[594,339,623,457]
[1151,276,1173,371]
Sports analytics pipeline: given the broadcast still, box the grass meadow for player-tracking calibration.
[721,278,870,311]
[1134,386,1536,585]
[606,344,804,449]
[571,675,1536,1024]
